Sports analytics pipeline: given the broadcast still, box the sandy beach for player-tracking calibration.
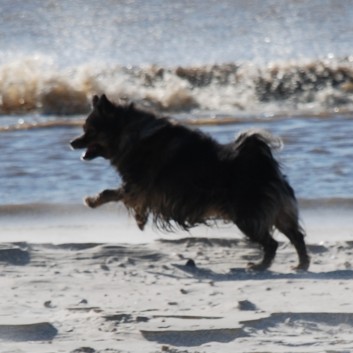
[1,204,353,353]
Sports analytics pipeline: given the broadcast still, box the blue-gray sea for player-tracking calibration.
[1,0,353,210]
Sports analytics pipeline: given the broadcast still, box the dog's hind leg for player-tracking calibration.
[274,196,310,271]
[237,221,278,271]
[247,234,279,271]
[85,188,123,208]
[276,214,310,271]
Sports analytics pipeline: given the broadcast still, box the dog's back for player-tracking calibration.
[120,122,288,231]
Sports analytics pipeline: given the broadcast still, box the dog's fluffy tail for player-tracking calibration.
[234,129,283,152]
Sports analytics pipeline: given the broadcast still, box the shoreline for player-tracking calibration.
[1,202,352,244]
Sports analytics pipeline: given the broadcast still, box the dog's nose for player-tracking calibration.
[70,138,81,150]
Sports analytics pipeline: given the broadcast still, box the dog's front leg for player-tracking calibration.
[85,188,123,208]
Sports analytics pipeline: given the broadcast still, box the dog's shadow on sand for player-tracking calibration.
[170,262,353,281]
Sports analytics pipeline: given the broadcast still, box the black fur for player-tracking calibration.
[71,94,310,271]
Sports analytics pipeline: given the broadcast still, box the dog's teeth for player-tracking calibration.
[81,152,89,161]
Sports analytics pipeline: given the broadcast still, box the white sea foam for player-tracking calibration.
[1,58,353,115]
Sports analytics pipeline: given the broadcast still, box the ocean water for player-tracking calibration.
[1,0,353,209]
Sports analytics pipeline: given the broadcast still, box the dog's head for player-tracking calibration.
[70,94,127,160]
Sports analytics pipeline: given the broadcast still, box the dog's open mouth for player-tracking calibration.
[82,144,104,160]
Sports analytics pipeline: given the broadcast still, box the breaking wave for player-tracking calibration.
[2,56,353,115]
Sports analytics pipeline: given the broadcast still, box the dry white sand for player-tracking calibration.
[1,204,353,353]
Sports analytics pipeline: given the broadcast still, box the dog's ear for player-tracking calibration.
[94,94,115,116]
[100,94,111,106]
[92,95,99,107]
[128,102,135,110]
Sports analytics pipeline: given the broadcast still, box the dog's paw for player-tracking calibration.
[136,217,147,231]
[291,263,310,272]
[135,212,148,231]
[137,222,145,231]
[247,261,269,272]
[291,256,310,272]
[84,196,98,208]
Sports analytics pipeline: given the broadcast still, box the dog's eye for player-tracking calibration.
[84,126,96,135]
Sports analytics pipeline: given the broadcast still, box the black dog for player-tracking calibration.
[71,94,310,271]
